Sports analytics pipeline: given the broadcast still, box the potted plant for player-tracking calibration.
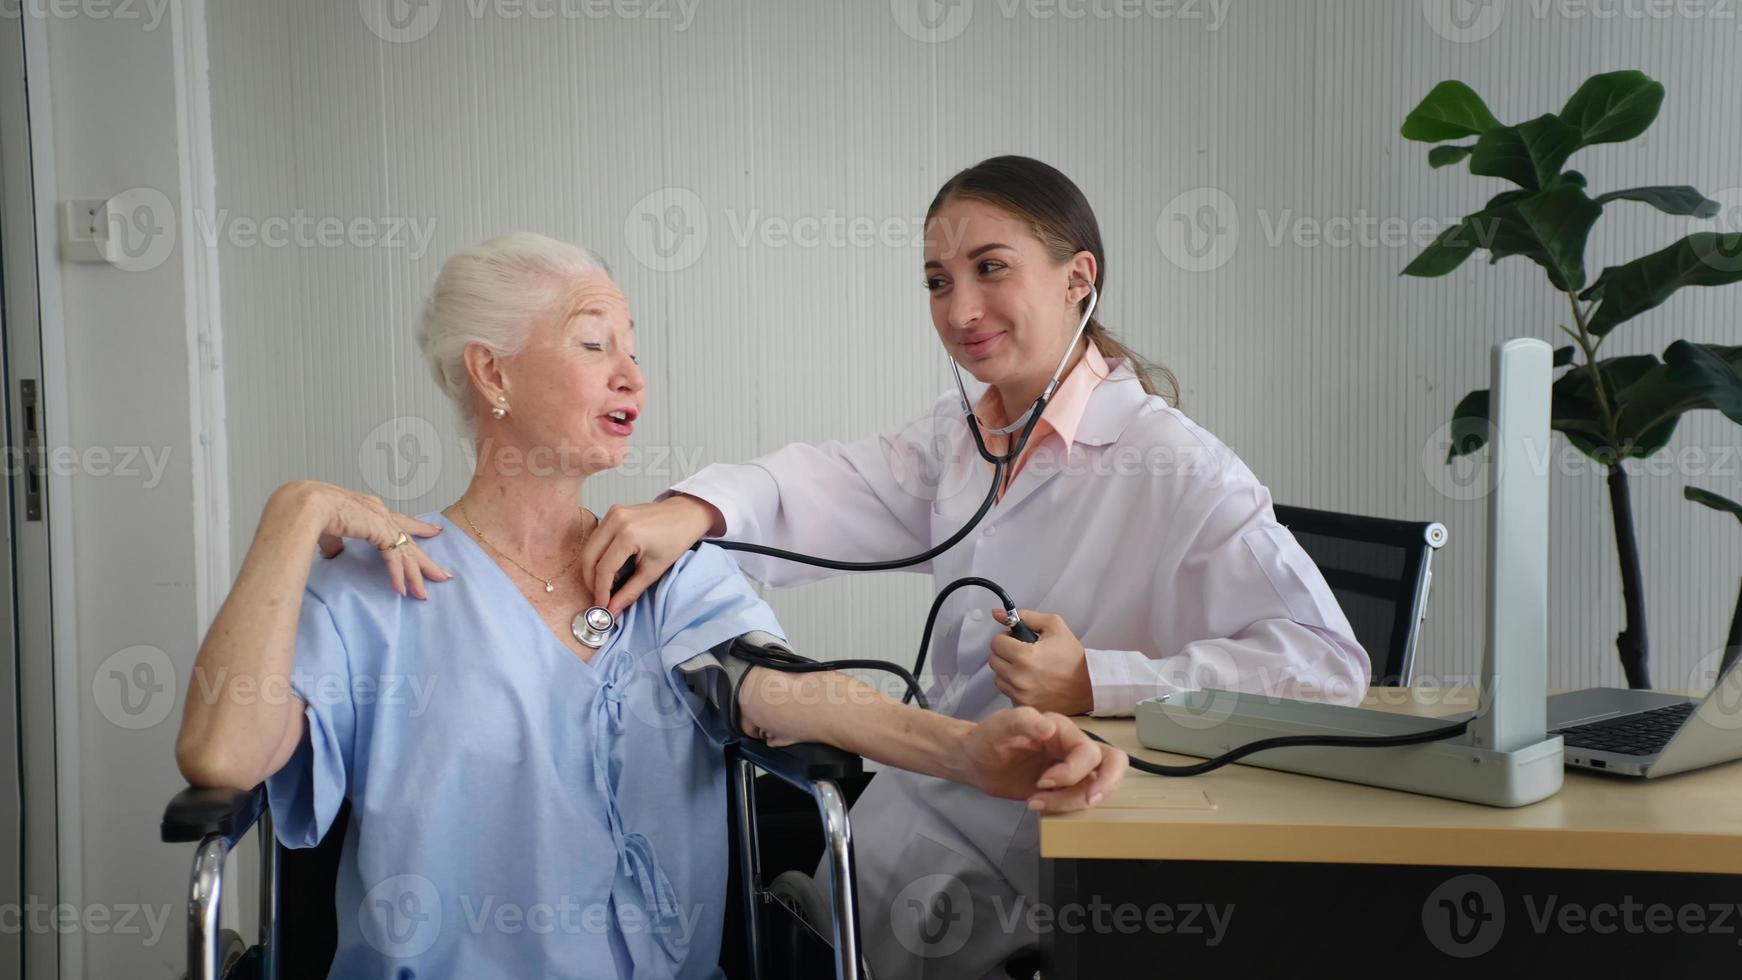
[1400,70,1742,688]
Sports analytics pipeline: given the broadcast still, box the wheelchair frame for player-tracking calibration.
[160,738,864,980]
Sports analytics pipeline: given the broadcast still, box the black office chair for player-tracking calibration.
[160,737,868,980]
[1270,504,1447,686]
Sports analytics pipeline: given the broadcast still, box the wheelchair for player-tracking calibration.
[161,737,876,980]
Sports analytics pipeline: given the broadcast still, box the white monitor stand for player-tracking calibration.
[1134,339,1565,807]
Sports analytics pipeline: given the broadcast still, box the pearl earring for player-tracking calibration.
[492,394,508,419]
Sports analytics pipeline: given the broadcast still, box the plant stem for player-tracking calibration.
[1567,290,1651,686]
[1722,578,1742,679]
[1607,466,1652,689]
[1566,292,1618,442]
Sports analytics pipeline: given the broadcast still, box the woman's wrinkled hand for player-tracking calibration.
[274,480,451,599]
[959,706,1128,813]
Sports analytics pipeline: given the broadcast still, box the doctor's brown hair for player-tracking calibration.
[926,155,1180,406]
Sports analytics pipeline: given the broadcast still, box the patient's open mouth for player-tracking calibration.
[601,409,635,436]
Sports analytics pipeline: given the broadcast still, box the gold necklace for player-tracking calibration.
[456,500,586,594]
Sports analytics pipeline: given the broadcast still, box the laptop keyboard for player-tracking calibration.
[1552,702,1696,756]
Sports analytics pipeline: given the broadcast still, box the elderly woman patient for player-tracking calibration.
[174,233,1128,979]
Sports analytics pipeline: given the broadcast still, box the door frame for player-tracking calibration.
[1,10,81,980]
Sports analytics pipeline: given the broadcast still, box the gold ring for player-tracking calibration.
[382,531,409,552]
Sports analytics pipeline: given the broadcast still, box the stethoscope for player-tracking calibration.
[709,284,1103,700]
[947,282,1099,441]
[573,606,615,650]
[572,562,638,649]
[572,284,1099,664]
[578,283,1456,781]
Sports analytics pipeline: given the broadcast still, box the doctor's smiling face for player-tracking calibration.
[923,196,1098,409]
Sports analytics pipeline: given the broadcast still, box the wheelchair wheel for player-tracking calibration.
[766,869,877,980]
[178,928,248,980]
[217,928,248,977]
[768,869,829,927]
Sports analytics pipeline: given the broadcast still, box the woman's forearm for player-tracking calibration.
[739,667,973,783]
[175,485,325,789]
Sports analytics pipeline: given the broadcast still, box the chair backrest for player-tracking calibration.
[1271,504,1446,687]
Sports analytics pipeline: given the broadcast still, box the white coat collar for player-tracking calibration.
[1073,357,1154,448]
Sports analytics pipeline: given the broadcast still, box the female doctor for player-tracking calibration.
[580,156,1370,977]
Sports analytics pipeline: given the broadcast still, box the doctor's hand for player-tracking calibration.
[989,609,1094,716]
[959,706,1127,813]
[578,495,724,617]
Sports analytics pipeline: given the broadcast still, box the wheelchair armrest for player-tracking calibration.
[161,784,267,847]
[732,737,863,789]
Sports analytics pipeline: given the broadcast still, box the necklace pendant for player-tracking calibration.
[544,580,555,593]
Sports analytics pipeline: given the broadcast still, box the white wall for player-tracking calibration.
[207,0,1742,696]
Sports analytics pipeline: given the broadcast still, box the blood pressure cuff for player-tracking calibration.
[673,630,808,739]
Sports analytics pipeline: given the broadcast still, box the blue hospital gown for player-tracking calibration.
[265,512,783,979]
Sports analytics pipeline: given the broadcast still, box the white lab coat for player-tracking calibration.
[665,359,1368,978]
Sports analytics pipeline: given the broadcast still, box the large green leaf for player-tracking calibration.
[1485,188,1535,210]
[1429,144,1474,168]
[1403,81,1502,142]
[1443,389,1623,461]
[1686,486,1742,524]
[1558,416,1680,462]
[1407,185,1600,286]
[1402,222,1475,277]
[1581,234,1742,336]
[1443,358,1629,462]
[1446,389,1491,461]
[1470,114,1584,190]
[1604,344,1742,450]
[1478,183,1603,291]
[1561,70,1665,145]
[1663,341,1742,425]
[1557,353,1659,396]
[1592,185,1721,217]
[1555,355,1663,460]
[1400,189,1523,277]
[1449,353,1704,464]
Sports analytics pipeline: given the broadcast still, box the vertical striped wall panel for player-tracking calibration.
[209,0,1742,691]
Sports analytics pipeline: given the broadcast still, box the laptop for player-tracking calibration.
[1548,649,1742,777]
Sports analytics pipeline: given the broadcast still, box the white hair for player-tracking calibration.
[416,232,611,428]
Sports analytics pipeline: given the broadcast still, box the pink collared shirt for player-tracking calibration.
[975,342,1111,499]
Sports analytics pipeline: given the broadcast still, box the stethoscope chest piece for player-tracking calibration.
[572,606,616,650]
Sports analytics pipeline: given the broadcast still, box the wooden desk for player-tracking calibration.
[1045,687,1742,872]
[1035,688,1742,975]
